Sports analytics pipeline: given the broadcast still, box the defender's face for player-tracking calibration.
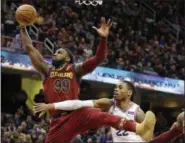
[113,82,130,101]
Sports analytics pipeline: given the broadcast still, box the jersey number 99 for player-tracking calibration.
[54,79,70,93]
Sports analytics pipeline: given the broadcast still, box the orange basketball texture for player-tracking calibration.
[16,4,37,26]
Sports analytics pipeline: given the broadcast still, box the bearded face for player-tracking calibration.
[52,48,70,68]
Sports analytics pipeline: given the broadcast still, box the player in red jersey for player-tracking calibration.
[20,17,156,143]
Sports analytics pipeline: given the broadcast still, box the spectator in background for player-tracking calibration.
[155,112,168,134]
[4,13,16,36]
[34,89,45,103]
[1,0,185,80]
[10,32,22,52]
[26,115,35,131]
[71,135,84,143]
[14,109,24,126]
[12,90,31,116]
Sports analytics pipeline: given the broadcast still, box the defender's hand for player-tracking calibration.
[92,17,112,38]
[33,103,54,114]
[38,111,46,118]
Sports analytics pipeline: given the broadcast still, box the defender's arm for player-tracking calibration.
[33,98,113,113]
[93,98,113,111]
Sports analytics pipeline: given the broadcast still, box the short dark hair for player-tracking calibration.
[123,80,136,98]
[64,48,74,64]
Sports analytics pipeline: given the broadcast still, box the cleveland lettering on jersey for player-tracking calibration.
[43,65,80,115]
[50,71,73,79]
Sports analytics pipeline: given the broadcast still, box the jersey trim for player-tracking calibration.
[109,99,116,114]
[43,66,53,82]
[72,64,81,83]
[134,105,140,121]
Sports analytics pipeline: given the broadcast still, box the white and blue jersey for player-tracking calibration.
[109,101,145,142]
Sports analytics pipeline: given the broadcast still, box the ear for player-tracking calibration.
[66,56,70,62]
[127,90,132,98]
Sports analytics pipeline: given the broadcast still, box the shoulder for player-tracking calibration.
[131,101,139,107]
[67,63,83,71]
[109,99,116,112]
[66,64,73,71]
[110,99,115,106]
[98,98,113,104]
[67,64,82,80]
[135,106,145,123]
[130,102,140,111]
[66,64,79,73]
[42,61,53,81]
[133,102,143,113]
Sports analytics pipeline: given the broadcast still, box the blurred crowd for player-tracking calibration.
[0,107,175,143]
[2,107,184,143]
[1,86,184,143]
[1,109,48,143]
[1,0,185,80]
[147,0,185,25]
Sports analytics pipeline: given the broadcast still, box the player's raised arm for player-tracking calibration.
[20,27,50,75]
[74,17,112,76]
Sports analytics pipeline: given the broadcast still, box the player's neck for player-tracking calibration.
[55,63,67,70]
[52,59,69,69]
[117,99,131,111]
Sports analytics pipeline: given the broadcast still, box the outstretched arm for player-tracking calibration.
[33,98,113,116]
[93,98,113,111]
[75,17,112,76]
[20,27,50,76]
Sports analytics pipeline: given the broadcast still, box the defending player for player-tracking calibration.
[20,17,155,142]
[34,80,155,142]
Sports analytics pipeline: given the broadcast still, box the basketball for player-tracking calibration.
[16,4,37,26]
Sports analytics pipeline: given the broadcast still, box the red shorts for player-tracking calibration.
[45,107,122,143]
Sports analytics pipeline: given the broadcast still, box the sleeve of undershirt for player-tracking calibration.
[54,100,94,110]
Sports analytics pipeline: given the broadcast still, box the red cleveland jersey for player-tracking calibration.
[43,64,80,115]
